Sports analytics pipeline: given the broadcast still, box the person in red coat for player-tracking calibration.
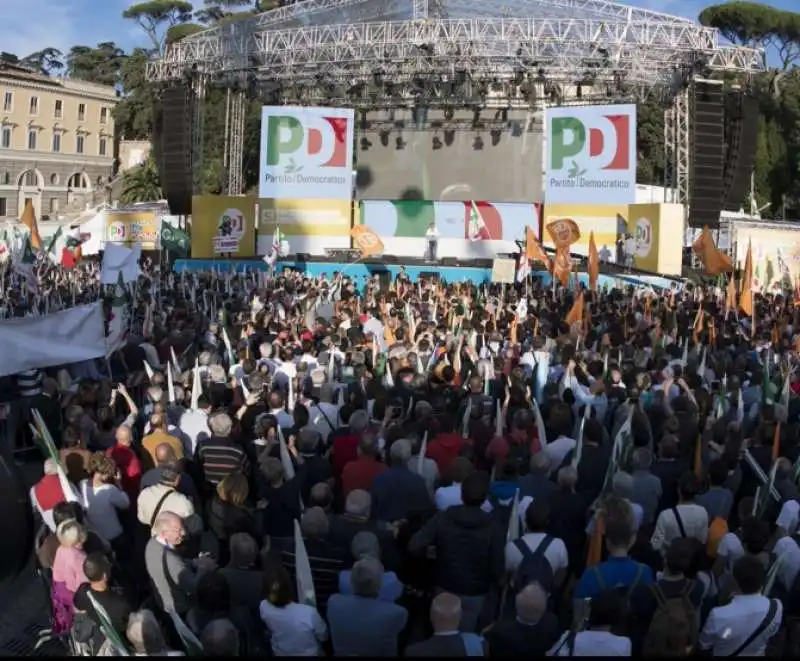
[342,436,387,497]
[106,425,142,501]
[426,415,466,475]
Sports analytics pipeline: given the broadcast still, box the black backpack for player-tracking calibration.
[506,441,532,477]
[511,535,555,595]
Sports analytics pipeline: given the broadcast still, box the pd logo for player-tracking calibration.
[634,217,653,257]
[265,114,349,170]
[550,112,631,173]
[108,222,127,241]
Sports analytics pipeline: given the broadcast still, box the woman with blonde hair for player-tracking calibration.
[80,452,131,558]
[51,518,89,634]
[209,472,258,565]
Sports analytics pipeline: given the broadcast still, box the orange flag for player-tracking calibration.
[772,422,781,461]
[19,199,42,250]
[546,218,581,249]
[350,225,384,257]
[588,231,599,292]
[725,276,737,315]
[692,226,732,276]
[565,291,585,326]
[553,247,571,286]
[739,240,753,317]
[586,512,605,568]
[526,226,553,270]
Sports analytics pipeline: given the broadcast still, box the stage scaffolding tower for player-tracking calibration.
[224,87,247,195]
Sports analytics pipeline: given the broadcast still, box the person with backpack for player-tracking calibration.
[573,497,654,602]
[651,472,708,555]
[548,590,632,656]
[504,501,569,598]
[486,409,540,476]
[698,556,783,656]
[629,538,704,654]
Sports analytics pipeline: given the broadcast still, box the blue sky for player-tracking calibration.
[0,0,794,60]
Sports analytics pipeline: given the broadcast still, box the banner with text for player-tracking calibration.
[105,211,159,250]
[257,199,352,255]
[191,196,256,259]
[545,104,637,205]
[259,106,355,201]
[627,203,682,276]
[542,204,628,262]
[0,303,106,377]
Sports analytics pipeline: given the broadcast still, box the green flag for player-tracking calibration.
[160,223,190,258]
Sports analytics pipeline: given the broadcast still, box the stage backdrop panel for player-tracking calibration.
[359,200,539,259]
[545,104,637,205]
[191,196,257,259]
[104,211,159,250]
[627,203,682,276]
[356,108,543,203]
[259,106,355,201]
[732,223,800,291]
[542,203,628,262]
[257,199,353,255]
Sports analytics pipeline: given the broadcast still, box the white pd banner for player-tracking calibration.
[0,303,107,377]
[545,104,637,205]
[259,106,355,200]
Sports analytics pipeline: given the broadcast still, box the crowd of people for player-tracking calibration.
[7,261,800,657]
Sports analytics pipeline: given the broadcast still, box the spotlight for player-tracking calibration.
[444,129,455,146]
[490,129,501,146]
[396,136,406,150]
[360,137,372,151]
[432,136,443,150]
[473,135,484,150]
[379,129,390,147]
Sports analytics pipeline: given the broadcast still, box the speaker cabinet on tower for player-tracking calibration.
[687,80,725,229]
[722,93,759,212]
[159,84,193,217]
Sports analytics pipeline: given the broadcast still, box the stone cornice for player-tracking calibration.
[0,148,113,168]
[0,76,118,104]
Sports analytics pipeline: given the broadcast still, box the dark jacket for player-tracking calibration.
[208,497,259,560]
[408,504,504,596]
[371,466,433,525]
[485,612,561,657]
[328,514,400,572]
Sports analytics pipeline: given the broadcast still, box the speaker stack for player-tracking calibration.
[156,84,193,217]
[721,92,759,213]
[687,79,725,229]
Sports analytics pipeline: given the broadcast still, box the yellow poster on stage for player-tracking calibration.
[627,203,682,276]
[105,211,159,250]
[258,199,354,236]
[542,203,628,263]
[191,196,256,258]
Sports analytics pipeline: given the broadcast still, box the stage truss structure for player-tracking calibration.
[146,0,765,201]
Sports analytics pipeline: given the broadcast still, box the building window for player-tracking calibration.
[54,100,63,119]
[76,135,84,154]
[0,198,6,216]
[2,92,12,112]
[100,107,108,124]
[77,103,86,121]
[99,137,107,156]
[2,172,9,185]
[29,96,38,115]
[1,127,10,149]
[52,132,61,153]
[23,171,37,187]
[49,198,59,214]
[27,129,37,150]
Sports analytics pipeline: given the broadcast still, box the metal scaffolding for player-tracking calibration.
[223,88,247,196]
[664,85,691,206]
[190,74,208,194]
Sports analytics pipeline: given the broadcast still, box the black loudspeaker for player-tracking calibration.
[0,456,33,580]
[159,85,193,216]
[722,93,758,212]
[688,80,725,229]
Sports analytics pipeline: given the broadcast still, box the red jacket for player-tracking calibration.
[426,432,466,475]
[107,445,142,499]
[341,456,387,496]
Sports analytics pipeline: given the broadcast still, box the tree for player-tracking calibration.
[114,49,156,140]
[0,52,19,65]
[119,158,162,204]
[67,43,127,86]
[635,99,666,187]
[123,0,194,53]
[20,48,64,75]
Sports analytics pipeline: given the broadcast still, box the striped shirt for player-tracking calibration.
[195,439,249,487]
[17,369,44,397]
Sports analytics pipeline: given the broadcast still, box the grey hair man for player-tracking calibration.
[220,533,262,611]
[518,451,555,503]
[126,609,170,655]
[630,447,662,525]
[483,583,557,656]
[405,592,487,656]
[200,618,240,656]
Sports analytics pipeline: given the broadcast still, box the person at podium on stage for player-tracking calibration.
[425,222,439,262]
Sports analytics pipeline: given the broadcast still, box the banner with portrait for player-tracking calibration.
[191,196,257,259]
[105,211,159,250]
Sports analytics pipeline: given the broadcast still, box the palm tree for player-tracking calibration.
[119,158,162,205]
